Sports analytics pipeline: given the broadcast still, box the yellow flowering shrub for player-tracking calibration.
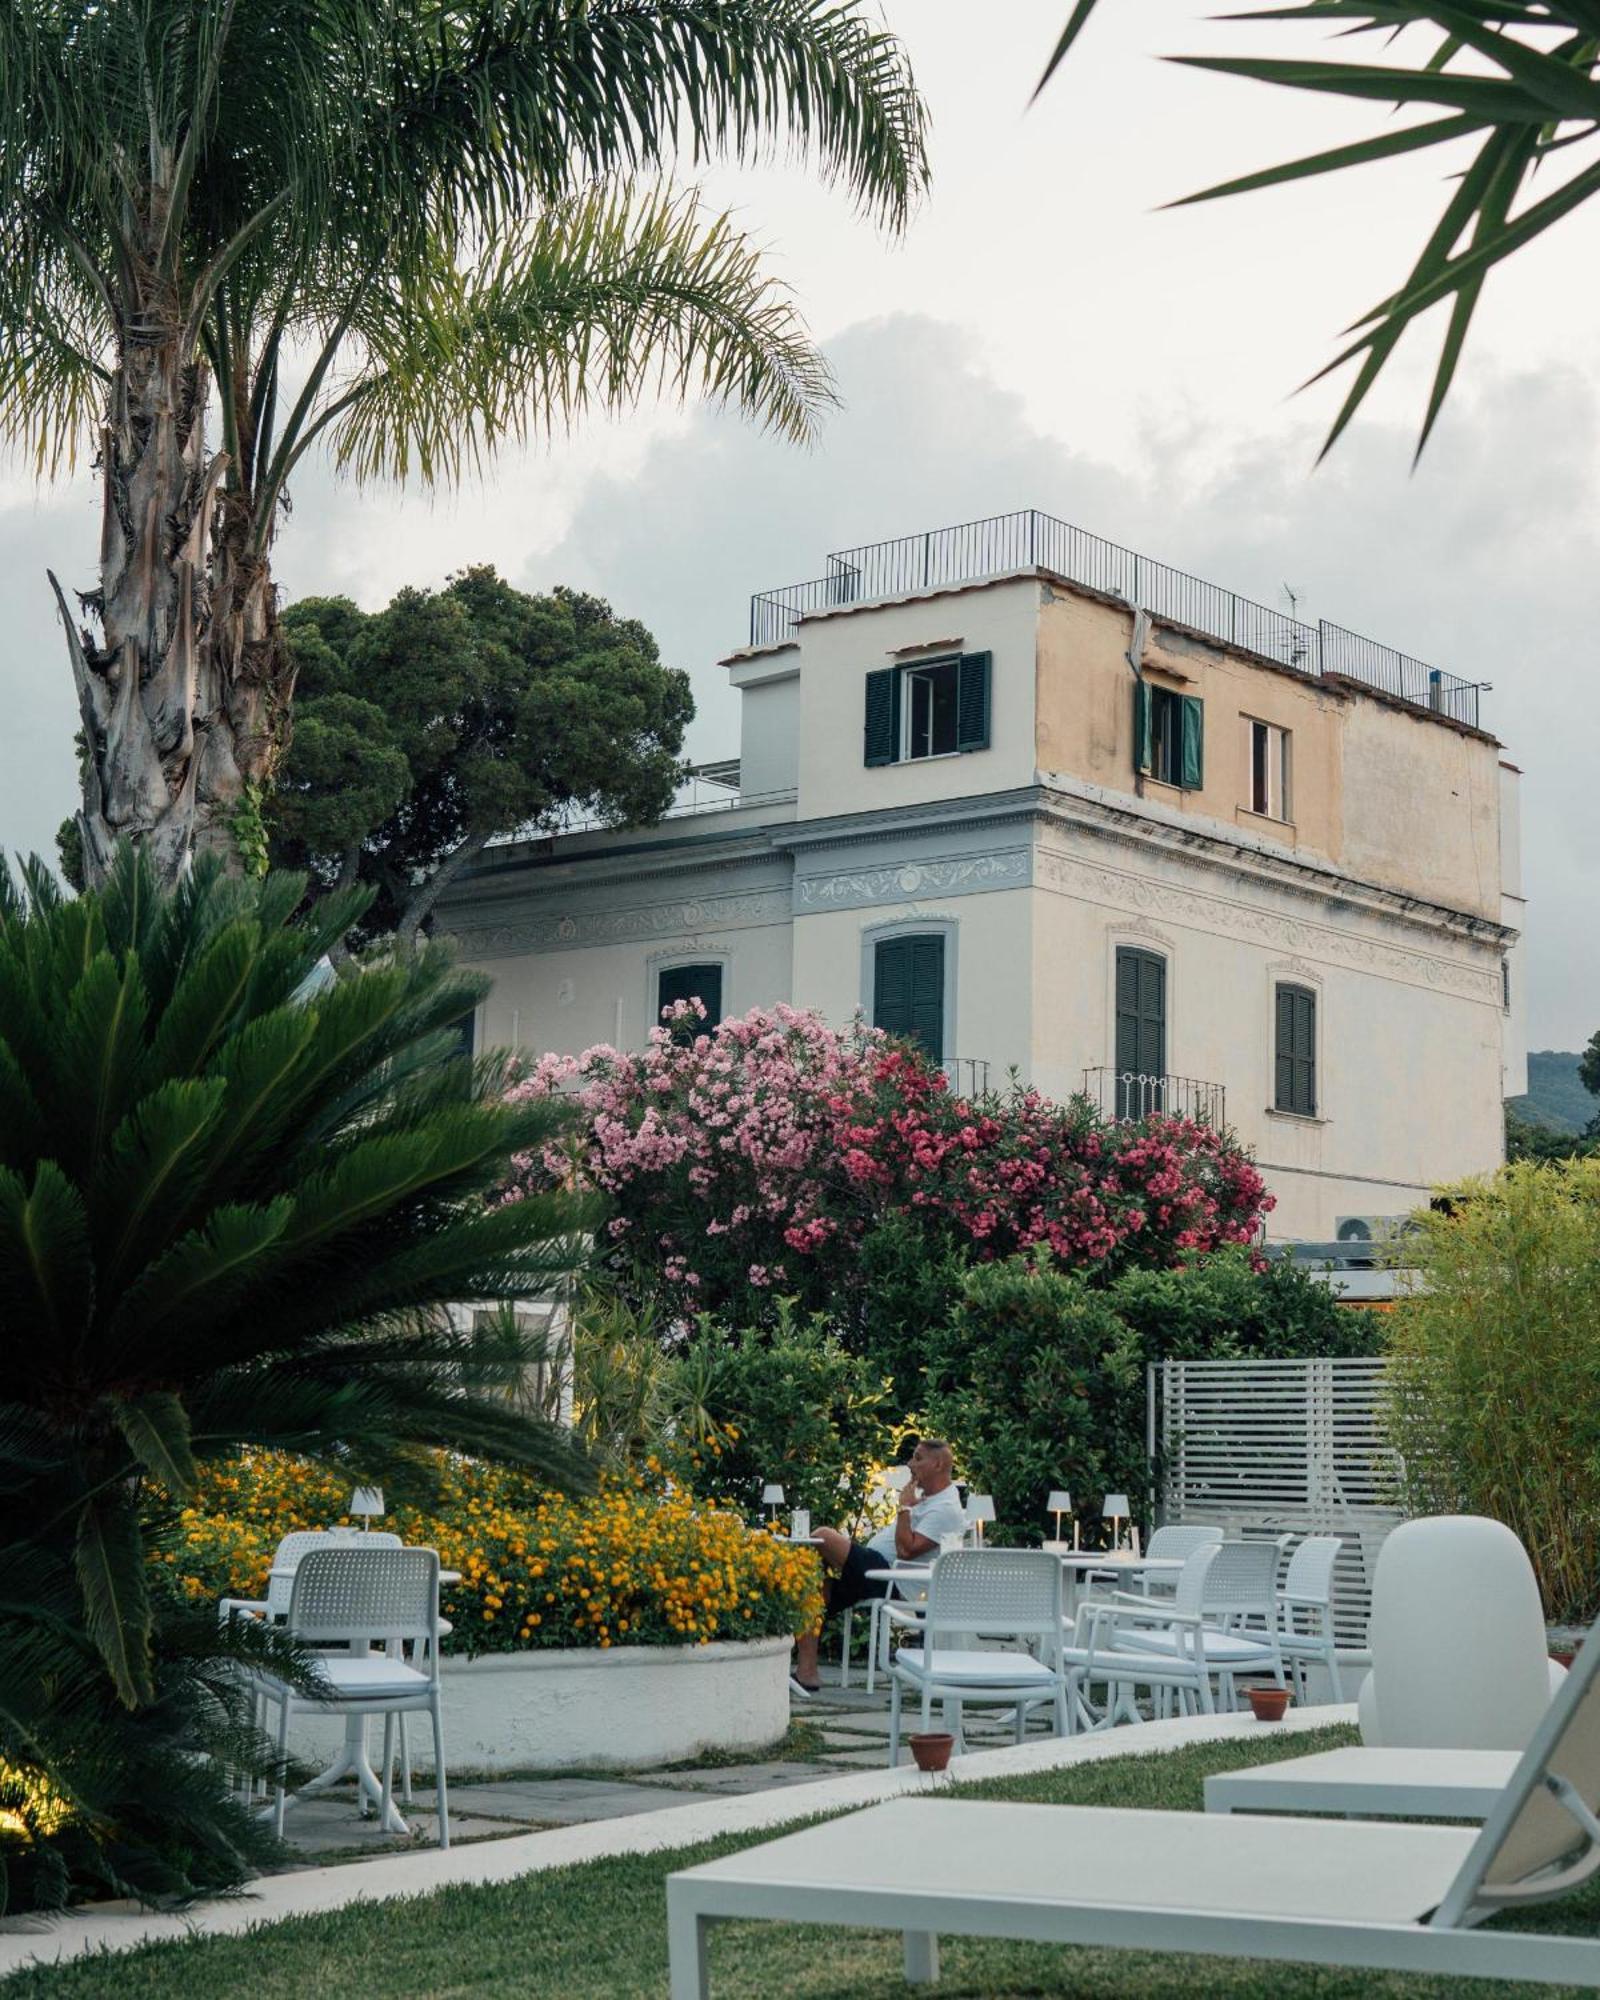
[158,1453,823,1653]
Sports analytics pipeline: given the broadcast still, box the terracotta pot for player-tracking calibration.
[1246,1686,1291,1723]
[909,1732,955,1772]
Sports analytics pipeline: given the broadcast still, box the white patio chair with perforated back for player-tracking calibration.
[254,1545,450,1848]
[1135,1523,1224,1594]
[888,1550,1066,1765]
[1276,1534,1344,1702]
[1062,1541,1222,1729]
[1118,1535,1289,1708]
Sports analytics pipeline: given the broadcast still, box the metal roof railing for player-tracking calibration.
[749,508,1486,729]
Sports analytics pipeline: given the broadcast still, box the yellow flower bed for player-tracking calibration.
[158,1453,823,1654]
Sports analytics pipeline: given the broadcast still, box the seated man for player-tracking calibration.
[790,1438,967,1696]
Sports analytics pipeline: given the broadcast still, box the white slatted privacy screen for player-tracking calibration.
[1151,1356,1404,1648]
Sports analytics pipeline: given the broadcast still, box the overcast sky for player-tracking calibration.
[2,0,1596,1045]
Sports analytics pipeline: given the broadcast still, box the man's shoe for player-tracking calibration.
[789,1673,819,1698]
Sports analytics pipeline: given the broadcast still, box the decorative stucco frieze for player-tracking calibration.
[442,884,793,959]
[1033,844,1501,1003]
[794,845,1031,913]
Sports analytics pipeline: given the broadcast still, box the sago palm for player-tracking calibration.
[0,844,596,1902]
[1042,4,1600,455]
[0,1,928,882]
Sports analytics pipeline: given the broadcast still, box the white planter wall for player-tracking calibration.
[288,1636,790,1777]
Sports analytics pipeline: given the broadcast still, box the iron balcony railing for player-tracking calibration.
[1082,1066,1226,1127]
[748,508,1485,729]
[940,1057,992,1099]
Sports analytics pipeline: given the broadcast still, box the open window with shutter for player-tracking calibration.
[1134,681,1204,789]
[1274,983,1317,1116]
[1114,946,1167,1117]
[873,933,945,1064]
[863,653,991,766]
[657,962,725,1040]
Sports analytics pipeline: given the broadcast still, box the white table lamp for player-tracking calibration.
[969,1493,996,1545]
[1046,1489,1073,1547]
[761,1482,785,1525]
[1102,1492,1131,1552]
[349,1486,385,1531]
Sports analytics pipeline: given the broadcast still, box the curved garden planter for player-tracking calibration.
[290,1635,791,1776]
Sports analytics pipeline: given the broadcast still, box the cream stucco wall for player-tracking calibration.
[1029,820,1506,1238]
[790,577,1042,820]
[790,885,1034,1079]
[1031,580,1503,921]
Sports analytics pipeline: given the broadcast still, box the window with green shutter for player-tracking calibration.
[863,653,991,766]
[1114,946,1167,1117]
[873,933,945,1064]
[1134,682,1204,789]
[657,962,724,1039]
[1274,983,1317,1116]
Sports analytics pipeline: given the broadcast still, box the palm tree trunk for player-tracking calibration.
[51,299,292,888]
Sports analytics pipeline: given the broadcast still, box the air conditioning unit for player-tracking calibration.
[1334,1215,1407,1245]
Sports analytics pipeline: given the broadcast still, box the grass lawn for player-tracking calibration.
[8,1723,1595,1998]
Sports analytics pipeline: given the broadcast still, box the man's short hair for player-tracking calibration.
[917,1438,953,1468]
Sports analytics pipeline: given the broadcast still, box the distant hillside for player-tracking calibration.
[1508,1050,1595,1135]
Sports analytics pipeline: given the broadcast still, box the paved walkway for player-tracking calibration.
[274,1659,1057,1864]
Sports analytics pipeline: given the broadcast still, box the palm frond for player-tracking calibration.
[302,184,835,488]
[1040,1,1600,452]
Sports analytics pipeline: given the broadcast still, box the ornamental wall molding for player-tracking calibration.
[441,884,793,959]
[795,845,1031,913]
[1033,843,1501,1004]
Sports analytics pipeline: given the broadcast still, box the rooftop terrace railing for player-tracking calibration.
[748,508,1485,729]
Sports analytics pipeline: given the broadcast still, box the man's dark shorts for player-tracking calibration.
[830,1541,893,1613]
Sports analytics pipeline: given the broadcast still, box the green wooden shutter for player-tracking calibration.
[864,667,900,767]
[1114,947,1166,1114]
[1133,679,1153,775]
[956,651,991,752]
[1180,695,1205,789]
[1274,984,1316,1115]
[874,934,945,1064]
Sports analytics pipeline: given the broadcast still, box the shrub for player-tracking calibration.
[165,1452,823,1653]
[921,1260,1144,1547]
[0,847,591,1910]
[673,1304,897,1527]
[511,1005,1272,1333]
[1105,1246,1379,1361]
[1385,1159,1600,1626]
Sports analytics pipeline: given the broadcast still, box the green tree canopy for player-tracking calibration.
[272,568,694,946]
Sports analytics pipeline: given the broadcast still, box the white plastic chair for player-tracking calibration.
[1063,1541,1221,1729]
[888,1550,1067,1765]
[1120,1536,1289,1708]
[1277,1534,1344,1701]
[219,1528,377,1626]
[255,1545,451,1848]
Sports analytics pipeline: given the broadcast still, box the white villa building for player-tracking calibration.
[437,509,1525,1243]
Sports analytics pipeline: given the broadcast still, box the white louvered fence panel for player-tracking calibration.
[1153,1357,1404,1648]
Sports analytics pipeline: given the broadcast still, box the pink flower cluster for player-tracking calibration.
[507,1004,1272,1318]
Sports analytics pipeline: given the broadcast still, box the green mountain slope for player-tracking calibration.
[1509,1050,1595,1134]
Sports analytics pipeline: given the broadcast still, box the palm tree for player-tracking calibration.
[1041,4,1600,455]
[0,843,602,1902]
[1,2,928,884]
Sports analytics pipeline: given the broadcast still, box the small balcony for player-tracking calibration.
[940,1057,992,1098]
[1082,1067,1226,1127]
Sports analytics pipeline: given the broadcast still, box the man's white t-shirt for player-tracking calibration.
[866,1483,967,1564]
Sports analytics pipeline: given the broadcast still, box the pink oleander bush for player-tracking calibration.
[509,1004,1271,1330]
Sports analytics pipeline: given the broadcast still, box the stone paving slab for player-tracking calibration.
[630,1760,842,1795]
[408,1779,710,1825]
[278,1805,514,1857]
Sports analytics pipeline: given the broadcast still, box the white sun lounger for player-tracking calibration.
[1205,1745,1521,1820]
[666,1610,1600,1996]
